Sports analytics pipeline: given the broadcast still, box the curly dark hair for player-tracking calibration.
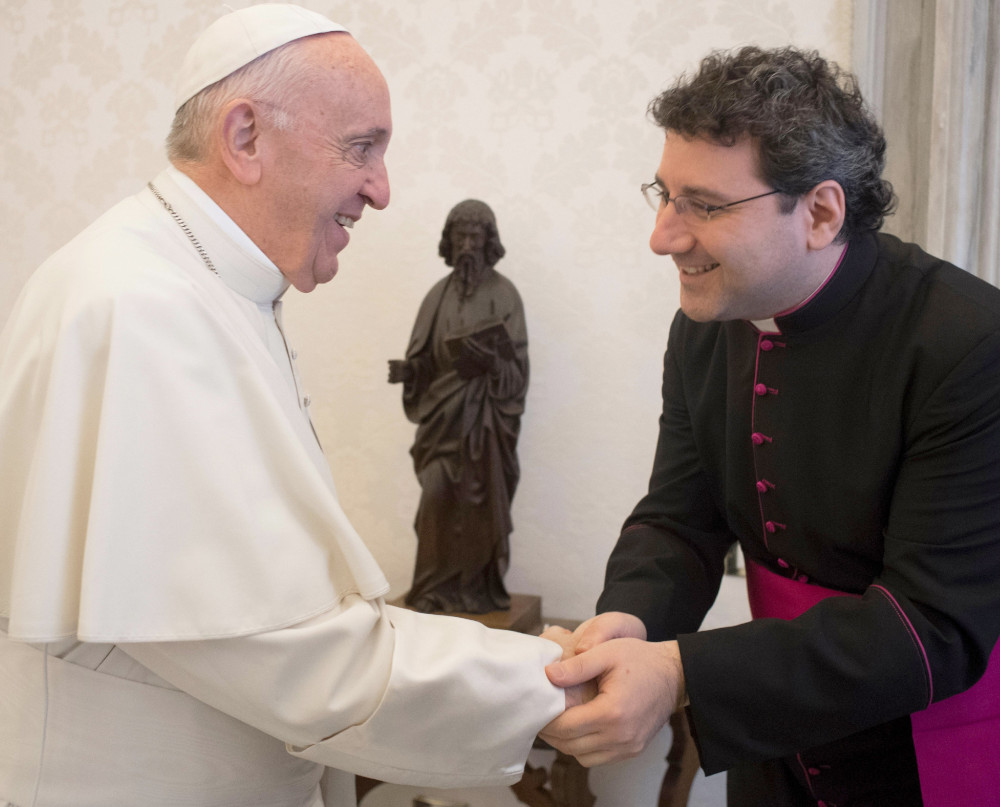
[438,199,506,268]
[649,46,896,240]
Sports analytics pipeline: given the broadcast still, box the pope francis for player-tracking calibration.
[0,5,569,806]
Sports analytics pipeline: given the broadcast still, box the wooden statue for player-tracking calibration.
[388,200,528,614]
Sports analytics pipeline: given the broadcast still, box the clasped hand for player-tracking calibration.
[539,612,686,767]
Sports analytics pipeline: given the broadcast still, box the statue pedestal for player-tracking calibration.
[391,592,543,635]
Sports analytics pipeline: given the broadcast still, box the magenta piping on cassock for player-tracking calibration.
[871,584,933,705]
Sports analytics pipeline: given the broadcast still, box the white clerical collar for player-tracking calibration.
[156,166,291,305]
[749,242,850,335]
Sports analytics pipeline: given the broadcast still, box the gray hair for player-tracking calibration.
[166,39,317,164]
[649,46,896,241]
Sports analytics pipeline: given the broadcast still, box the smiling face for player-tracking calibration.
[252,35,392,292]
[650,131,827,323]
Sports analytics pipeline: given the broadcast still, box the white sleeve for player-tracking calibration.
[121,595,564,788]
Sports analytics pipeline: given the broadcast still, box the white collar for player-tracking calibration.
[151,166,291,305]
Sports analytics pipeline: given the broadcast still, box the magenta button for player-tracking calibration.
[754,383,768,396]
[760,340,774,351]
[751,432,771,446]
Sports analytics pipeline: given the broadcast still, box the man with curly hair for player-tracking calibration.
[389,200,528,615]
[543,46,1000,806]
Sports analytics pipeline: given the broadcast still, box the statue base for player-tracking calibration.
[390,592,542,635]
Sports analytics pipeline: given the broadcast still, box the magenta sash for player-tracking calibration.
[745,559,1000,806]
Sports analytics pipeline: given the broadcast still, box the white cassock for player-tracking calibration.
[0,168,564,807]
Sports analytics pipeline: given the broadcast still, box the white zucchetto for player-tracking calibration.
[174,3,348,110]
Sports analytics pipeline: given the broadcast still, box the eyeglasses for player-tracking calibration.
[640,182,781,221]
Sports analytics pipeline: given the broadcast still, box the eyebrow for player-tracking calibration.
[653,174,728,203]
[349,126,390,141]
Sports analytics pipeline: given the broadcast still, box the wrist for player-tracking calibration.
[662,640,688,709]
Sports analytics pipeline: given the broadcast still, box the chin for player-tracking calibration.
[308,259,340,290]
[679,298,720,323]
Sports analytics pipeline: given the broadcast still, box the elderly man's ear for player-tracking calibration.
[218,100,265,185]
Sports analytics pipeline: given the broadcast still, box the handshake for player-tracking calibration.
[536,612,687,767]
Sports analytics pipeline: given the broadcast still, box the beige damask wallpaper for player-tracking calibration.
[0,0,851,627]
[2,3,851,803]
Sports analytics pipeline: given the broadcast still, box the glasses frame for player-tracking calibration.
[640,182,782,221]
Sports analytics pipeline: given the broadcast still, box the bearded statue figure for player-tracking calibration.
[388,200,528,614]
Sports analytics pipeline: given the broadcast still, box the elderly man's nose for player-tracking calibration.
[362,159,390,210]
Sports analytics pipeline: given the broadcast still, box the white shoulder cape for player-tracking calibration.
[0,175,389,642]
